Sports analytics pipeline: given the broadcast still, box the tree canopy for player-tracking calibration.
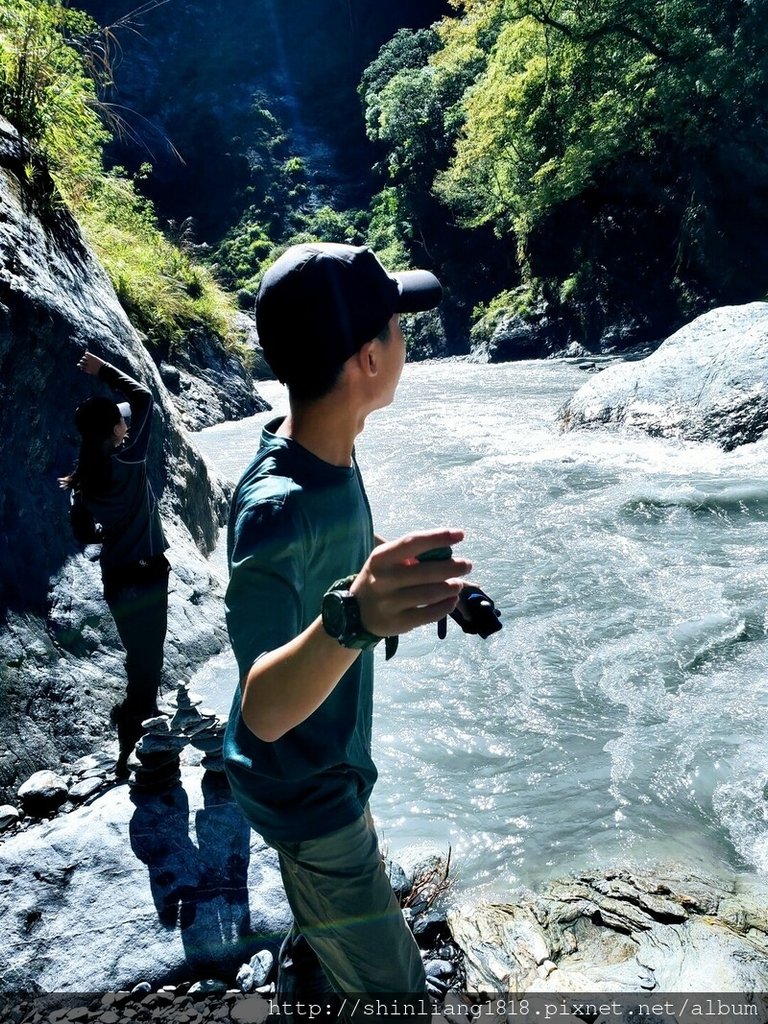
[361,0,768,349]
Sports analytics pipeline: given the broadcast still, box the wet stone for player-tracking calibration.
[69,777,104,803]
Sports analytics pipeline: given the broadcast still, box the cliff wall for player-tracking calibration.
[0,117,230,801]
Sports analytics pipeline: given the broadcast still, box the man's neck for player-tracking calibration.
[276,399,364,468]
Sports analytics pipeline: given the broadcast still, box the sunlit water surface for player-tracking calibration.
[192,359,768,899]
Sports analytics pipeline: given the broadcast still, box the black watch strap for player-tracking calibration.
[321,575,382,650]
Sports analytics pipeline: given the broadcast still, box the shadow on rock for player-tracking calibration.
[129,773,251,976]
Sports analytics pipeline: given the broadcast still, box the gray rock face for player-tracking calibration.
[471,312,561,363]
[0,117,230,801]
[0,767,290,991]
[560,304,768,449]
[448,867,768,993]
[159,314,271,432]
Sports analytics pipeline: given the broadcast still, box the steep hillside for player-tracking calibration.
[78,0,449,240]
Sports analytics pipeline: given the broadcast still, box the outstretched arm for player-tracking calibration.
[240,529,471,742]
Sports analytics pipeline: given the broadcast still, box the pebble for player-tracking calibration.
[71,753,114,775]
[0,803,21,832]
[68,777,104,803]
[64,1007,89,1022]
[17,770,69,815]
[247,949,273,987]
[412,908,450,946]
[235,965,253,993]
[385,858,411,901]
[188,980,228,997]
[425,958,454,978]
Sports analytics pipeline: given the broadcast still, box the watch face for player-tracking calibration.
[321,590,347,639]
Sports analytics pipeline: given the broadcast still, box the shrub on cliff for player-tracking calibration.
[0,0,244,360]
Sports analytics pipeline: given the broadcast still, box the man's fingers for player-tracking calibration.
[395,581,464,609]
[354,528,472,638]
[389,595,460,634]
[378,557,473,587]
[375,529,465,564]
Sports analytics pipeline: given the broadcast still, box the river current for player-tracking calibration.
[192,359,768,900]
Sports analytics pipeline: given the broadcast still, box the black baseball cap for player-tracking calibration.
[75,397,131,437]
[255,243,442,384]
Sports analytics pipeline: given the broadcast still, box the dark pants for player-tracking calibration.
[270,808,427,1021]
[103,555,170,762]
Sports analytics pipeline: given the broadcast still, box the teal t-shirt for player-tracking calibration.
[223,417,378,842]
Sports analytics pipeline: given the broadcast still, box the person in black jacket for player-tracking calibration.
[60,351,170,777]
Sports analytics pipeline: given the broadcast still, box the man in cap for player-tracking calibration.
[223,243,471,1008]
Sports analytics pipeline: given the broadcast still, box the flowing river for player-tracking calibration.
[192,358,768,901]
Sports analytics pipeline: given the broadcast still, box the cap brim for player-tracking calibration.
[392,269,443,313]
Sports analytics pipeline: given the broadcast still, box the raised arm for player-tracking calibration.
[78,351,154,460]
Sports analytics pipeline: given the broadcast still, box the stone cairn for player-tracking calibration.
[129,683,227,790]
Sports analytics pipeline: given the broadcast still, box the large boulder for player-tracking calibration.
[0,117,230,800]
[0,767,290,991]
[449,866,768,994]
[559,304,768,450]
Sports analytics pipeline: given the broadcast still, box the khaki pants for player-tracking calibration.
[270,807,427,1005]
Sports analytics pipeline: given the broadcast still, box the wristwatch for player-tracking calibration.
[321,574,382,651]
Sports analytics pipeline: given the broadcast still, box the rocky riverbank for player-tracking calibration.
[2,746,767,1017]
[0,753,465,1002]
[449,867,768,994]
[157,312,272,433]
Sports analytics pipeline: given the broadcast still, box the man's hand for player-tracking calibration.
[351,529,471,638]
[242,529,470,742]
[78,351,105,375]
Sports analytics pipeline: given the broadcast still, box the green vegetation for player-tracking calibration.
[3,0,766,359]
[360,0,768,349]
[0,0,243,358]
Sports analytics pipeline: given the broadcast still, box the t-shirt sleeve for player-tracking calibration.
[225,484,305,682]
[98,362,154,462]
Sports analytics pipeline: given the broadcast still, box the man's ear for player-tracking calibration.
[356,340,379,378]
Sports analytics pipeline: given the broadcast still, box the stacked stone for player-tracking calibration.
[129,715,187,790]
[167,682,227,772]
[128,683,227,788]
